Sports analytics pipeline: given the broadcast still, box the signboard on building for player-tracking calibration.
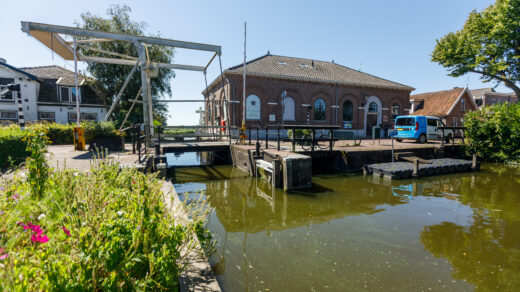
[383,115,388,122]
[343,121,353,129]
[269,114,276,122]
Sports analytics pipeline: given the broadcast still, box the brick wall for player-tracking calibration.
[445,91,477,127]
[205,74,411,134]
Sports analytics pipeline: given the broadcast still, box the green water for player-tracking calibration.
[173,164,520,291]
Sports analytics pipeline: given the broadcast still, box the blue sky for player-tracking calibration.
[1,0,506,125]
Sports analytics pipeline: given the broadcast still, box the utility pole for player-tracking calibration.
[240,22,247,143]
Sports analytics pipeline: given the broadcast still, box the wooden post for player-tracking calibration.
[412,158,420,177]
[472,154,479,171]
[329,127,333,152]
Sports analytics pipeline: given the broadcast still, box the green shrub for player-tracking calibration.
[464,103,520,163]
[287,129,312,139]
[0,125,30,169]
[36,123,73,144]
[0,160,210,290]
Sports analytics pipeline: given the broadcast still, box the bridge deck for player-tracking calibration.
[161,141,230,153]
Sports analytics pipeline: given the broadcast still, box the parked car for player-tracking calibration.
[393,115,453,143]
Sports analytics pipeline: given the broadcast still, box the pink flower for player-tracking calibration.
[31,234,49,243]
[10,194,19,200]
[31,225,44,235]
[131,181,136,184]
[62,226,71,237]
[0,248,7,261]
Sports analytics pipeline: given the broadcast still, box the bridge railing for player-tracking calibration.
[246,124,340,152]
[438,126,467,146]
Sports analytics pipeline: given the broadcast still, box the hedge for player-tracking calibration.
[0,125,30,169]
[0,122,122,168]
[464,102,520,163]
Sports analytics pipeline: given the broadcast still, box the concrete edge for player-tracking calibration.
[161,181,222,292]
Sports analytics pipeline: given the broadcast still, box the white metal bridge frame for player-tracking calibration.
[20,21,228,144]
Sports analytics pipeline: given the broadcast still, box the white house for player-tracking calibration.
[0,58,106,125]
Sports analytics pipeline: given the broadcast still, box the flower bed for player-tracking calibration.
[0,161,210,290]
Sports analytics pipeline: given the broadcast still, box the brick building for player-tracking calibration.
[204,54,414,137]
[410,87,478,127]
[470,88,518,109]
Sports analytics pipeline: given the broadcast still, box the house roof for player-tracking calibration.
[20,65,85,86]
[470,88,495,99]
[0,61,39,81]
[411,87,473,116]
[207,54,414,93]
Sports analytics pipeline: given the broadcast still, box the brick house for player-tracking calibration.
[204,54,414,137]
[410,87,478,127]
[470,88,518,109]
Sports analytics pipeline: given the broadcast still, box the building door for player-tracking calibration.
[366,114,378,136]
[365,100,380,136]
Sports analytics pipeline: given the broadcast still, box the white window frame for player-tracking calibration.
[38,112,55,122]
[81,112,98,121]
[0,85,14,101]
[452,117,458,127]
[461,99,466,111]
[0,110,17,120]
[59,86,81,103]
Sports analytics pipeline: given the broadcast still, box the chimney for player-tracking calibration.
[311,60,315,68]
[410,100,415,113]
[0,58,6,63]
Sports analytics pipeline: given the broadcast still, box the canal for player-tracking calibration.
[170,155,520,291]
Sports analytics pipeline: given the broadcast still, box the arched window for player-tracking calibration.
[246,94,261,120]
[282,96,295,121]
[314,98,326,121]
[391,103,400,121]
[342,101,353,121]
[368,102,378,113]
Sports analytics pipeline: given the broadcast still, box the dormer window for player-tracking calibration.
[0,78,14,101]
[59,86,80,103]
[277,61,287,65]
[300,64,310,68]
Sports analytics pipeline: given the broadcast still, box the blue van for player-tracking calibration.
[394,115,453,143]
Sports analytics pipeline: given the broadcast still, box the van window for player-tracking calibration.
[437,120,445,127]
[427,119,437,127]
[396,117,415,126]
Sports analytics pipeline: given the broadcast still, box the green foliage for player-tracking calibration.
[78,4,175,128]
[0,125,30,169]
[164,128,196,135]
[431,0,520,96]
[287,129,312,139]
[464,103,520,162]
[0,160,210,290]
[23,124,50,199]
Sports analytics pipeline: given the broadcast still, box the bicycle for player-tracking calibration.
[297,133,332,151]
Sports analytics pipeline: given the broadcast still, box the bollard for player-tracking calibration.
[412,159,420,177]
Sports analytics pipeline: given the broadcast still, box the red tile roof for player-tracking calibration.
[411,87,466,116]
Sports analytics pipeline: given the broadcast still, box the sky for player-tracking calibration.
[1,0,507,125]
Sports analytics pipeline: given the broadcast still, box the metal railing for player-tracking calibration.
[246,124,340,152]
[439,126,467,146]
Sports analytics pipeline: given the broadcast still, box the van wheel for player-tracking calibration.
[418,134,427,144]
[395,138,403,142]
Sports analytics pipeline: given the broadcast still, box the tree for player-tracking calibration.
[432,0,520,97]
[78,5,175,127]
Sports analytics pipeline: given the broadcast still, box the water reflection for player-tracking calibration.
[172,164,520,291]
[420,165,520,291]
